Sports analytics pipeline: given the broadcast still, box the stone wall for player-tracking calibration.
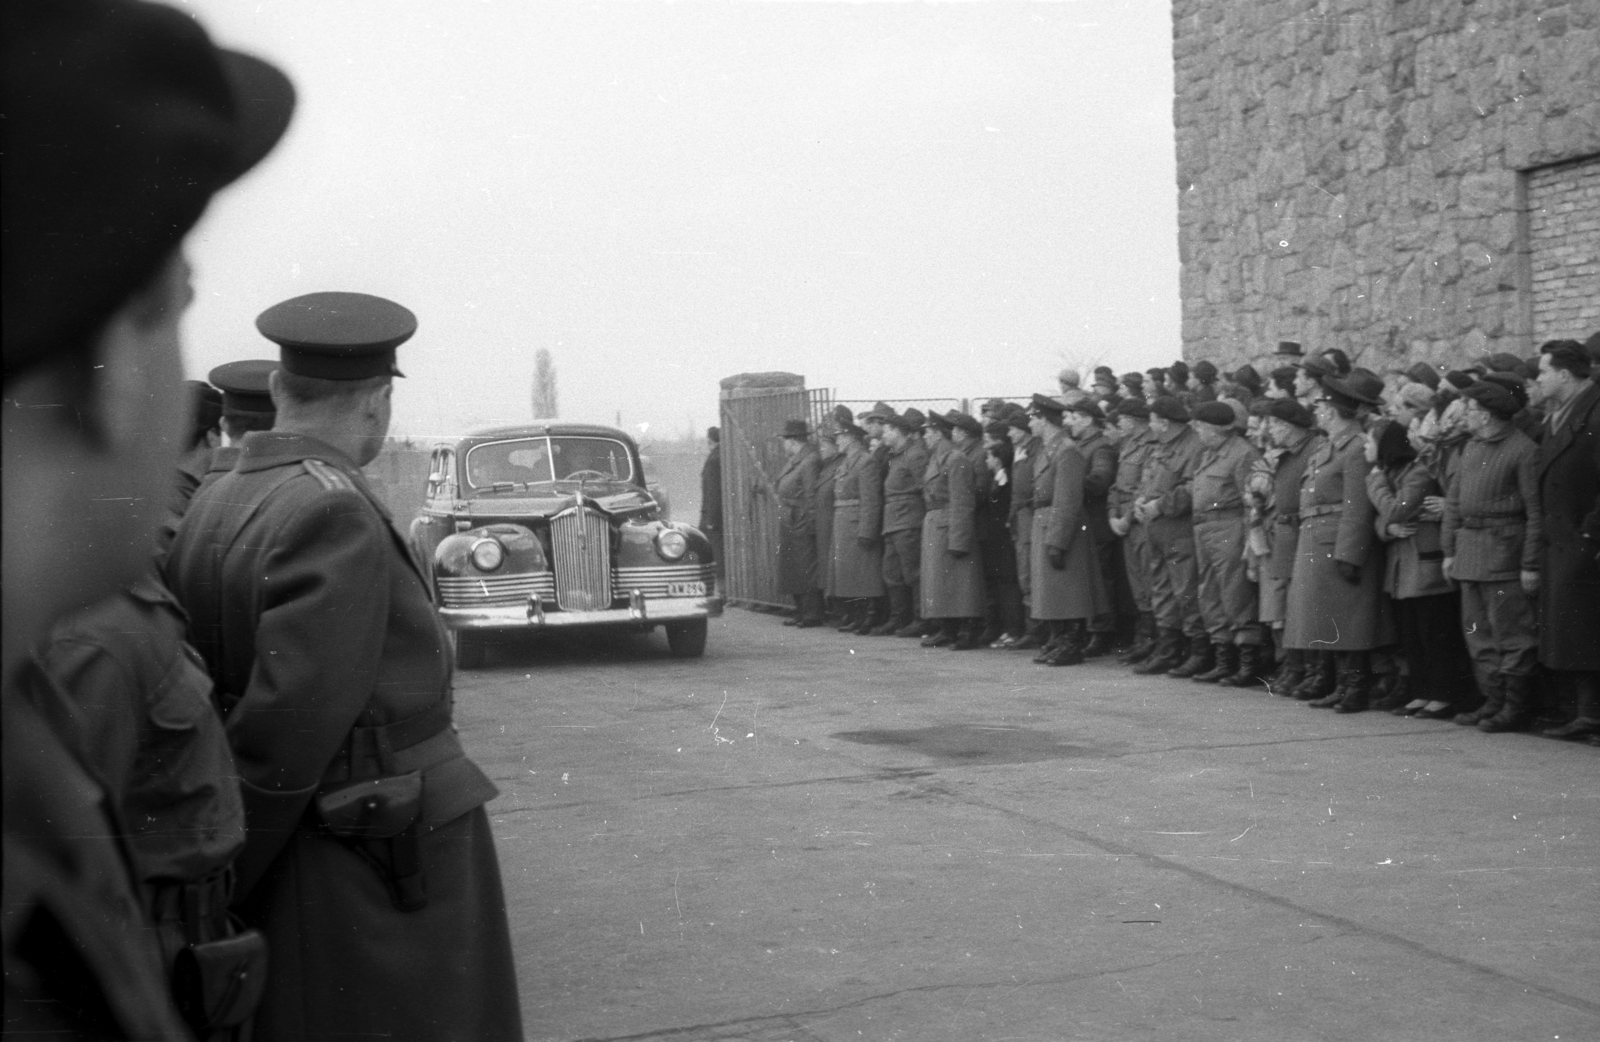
[1171,0,1600,373]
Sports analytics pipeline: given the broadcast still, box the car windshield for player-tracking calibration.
[465,437,634,488]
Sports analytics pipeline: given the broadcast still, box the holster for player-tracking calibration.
[172,929,269,1035]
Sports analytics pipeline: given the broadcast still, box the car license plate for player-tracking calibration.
[666,581,706,597]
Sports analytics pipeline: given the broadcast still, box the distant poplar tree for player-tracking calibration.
[532,349,558,418]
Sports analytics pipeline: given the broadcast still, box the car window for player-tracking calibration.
[464,437,634,488]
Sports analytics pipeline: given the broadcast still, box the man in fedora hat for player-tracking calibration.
[4,1,293,1034]
[772,418,825,626]
[165,293,522,1040]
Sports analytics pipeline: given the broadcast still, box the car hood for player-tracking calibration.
[461,485,657,519]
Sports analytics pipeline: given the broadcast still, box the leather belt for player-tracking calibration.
[1300,504,1344,521]
[1194,507,1244,521]
[331,697,453,783]
[1459,514,1523,529]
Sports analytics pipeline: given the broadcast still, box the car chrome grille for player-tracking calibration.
[551,508,613,610]
[437,572,555,608]
[612,564,715,599]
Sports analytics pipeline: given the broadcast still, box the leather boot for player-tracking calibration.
[836,600,862,632]
[870,587,908,635]
[1369,672,1410,712]
[1333,669,1372,713]
[794,591,826,628]
[1032,621,1066,663]
[1219,643,1266,687]
[921,619,957,648]
[1544,674,1600,739]
[1192,643,1238,684]
[951,619,986,651]
[782,594,803,625]
[1118,612,1157,664]
[1268,648,1305,696]
[1081,630,1116,659]
[1133,629,1185,674]
[894,584,927,637]
[1044,621,1086,666]
[1454,673,1501,725]
[1292,653,1336,701]
[853,597,884,635]
[1167,636,1214,679]
[1480,673,1533,732]
[1012,619,1046,650]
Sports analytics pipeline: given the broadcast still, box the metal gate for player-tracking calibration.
[717,373,831,610]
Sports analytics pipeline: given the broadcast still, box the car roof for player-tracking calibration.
[456,422,639,447]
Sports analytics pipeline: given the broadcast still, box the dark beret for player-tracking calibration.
[209,359,278,418]
[1485,352,1525,374]
[780,419,810,439]
[1113,397,1150,420]
[1121,371,1145,387]
[4,0,295,379]
[1480,372,1529,410]
[1405,362,1441,389]
[1266,398,1315,429]
[1028,393,1066,417]
[1150,396,1190,423]
[1094,365,1115,378]
[1193,401,1235,426]
[1443,370,1475,390]
[257,292,416,380]
[1091,371,1118,389]
[1169,360,1190,381]
[899,407,927,431]
[1248,396,1276,418]
[946,410,983,436]
[1461,379,1521,420]
[1193,360,1218,382]
[983,420,1010,438]
[1066,398,1105,420]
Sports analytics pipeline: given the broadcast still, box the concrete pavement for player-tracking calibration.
[453,611,1600,1042]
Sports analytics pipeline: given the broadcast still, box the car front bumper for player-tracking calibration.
[441,592,724,631]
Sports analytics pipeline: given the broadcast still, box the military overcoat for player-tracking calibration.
[165,432,520,1042]
[775,444,821,595]
[1537,381,1600,670]
[831,450,886,598]
[1031,432,1109,620]
[921,439,985,617]
[1284,425,1393,651]
[1258,431,1319,624]
[814,452,842,597]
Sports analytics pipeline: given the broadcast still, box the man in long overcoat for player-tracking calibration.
[699,427,723,570]
[775,418,825,626]
[1533,341,1600,739]
[872,411,929,635]
[165,294,521,1041]
[920,412,987,648]
[1029,395,1108,665]
[830,423,886,634]
[1064,399,1122,657]
[1254,399,1322,696]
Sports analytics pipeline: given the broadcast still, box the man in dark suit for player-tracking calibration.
[699,426,724,573]
[1533,340,1600,740]
[165,292,521,1041]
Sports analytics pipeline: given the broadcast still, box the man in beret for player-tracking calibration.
[1107,398,1161,663]
[1441,378,1543,733]
[4,2,293,1035]
[1185,402,1267,685]
[870,410,931,636]
[1191,360,1220,403]
[166,293,522,1039]
[1533,341,1600,740]
[1063,399,1124,657]
[1130,397,1210,675]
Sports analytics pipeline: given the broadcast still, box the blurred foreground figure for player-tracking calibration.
[3,0,292,1035]
[165,293,523,1041]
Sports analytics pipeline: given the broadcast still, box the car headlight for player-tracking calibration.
[655,528,688,562]
[469,537,506,572]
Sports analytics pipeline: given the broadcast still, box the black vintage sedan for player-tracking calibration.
[409,423,721,667]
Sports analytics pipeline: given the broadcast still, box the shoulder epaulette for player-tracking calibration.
[302,458,357,492]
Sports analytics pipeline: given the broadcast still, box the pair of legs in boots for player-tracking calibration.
[1190,627,1273,687]
[921,617,986,650]
[783,590,825,627]
[1543,671,1600,740]
[867,584,925,637]
[1030,618,1086,666]
[1300,650,1374,712]
[1453,670,1538,732]
[835,598,886,635]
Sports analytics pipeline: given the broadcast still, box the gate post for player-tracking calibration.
[718,372,809,610]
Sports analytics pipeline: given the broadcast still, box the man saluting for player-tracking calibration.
[166,292,522,1041]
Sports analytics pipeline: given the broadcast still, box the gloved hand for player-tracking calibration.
[950,548,969,559]
[1047,547,1067,570]
[1336,561,1362,585]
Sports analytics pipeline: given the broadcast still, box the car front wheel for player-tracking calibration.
[455,631,486,670]
[665,618,707,658]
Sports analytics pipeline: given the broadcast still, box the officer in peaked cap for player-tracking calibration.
[165,291,522,1040]
[872,404,932,635]
[210,358,280,442]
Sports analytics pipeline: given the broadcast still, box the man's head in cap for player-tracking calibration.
[260,292,417,467]
[1404,361,1441,390]
[947,410,983,444]
[1193,360,1218,386]
[1168,360,1191,389]
[1120,371,1145,394]
[1062,397,1104,440]
[832,404,855,428]
[1263,397,1315,448]
[1028,392,1066,438]
[211,359,279,444]
[1146,367,1169,393]
[3,0,294,678]
[1269,365,1298,398]
[1191,400,1237,448]
[1459,378,1523,432]
[1227,364,1263,398]
[1002,403,1033,446]
[1535,339,1593,414]
[1147,395,1190,435]
[1111,396,1150,439]
[1390,381,1436,426]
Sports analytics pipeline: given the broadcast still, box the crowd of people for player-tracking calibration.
[769,338,1600,744]
[4,3,521,1039]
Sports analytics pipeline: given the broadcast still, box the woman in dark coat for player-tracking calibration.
[775,419,823,626]
[1284,368,1394,710]
[1366,419,1474,718]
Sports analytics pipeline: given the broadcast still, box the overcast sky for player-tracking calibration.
[180,0,1179,441]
